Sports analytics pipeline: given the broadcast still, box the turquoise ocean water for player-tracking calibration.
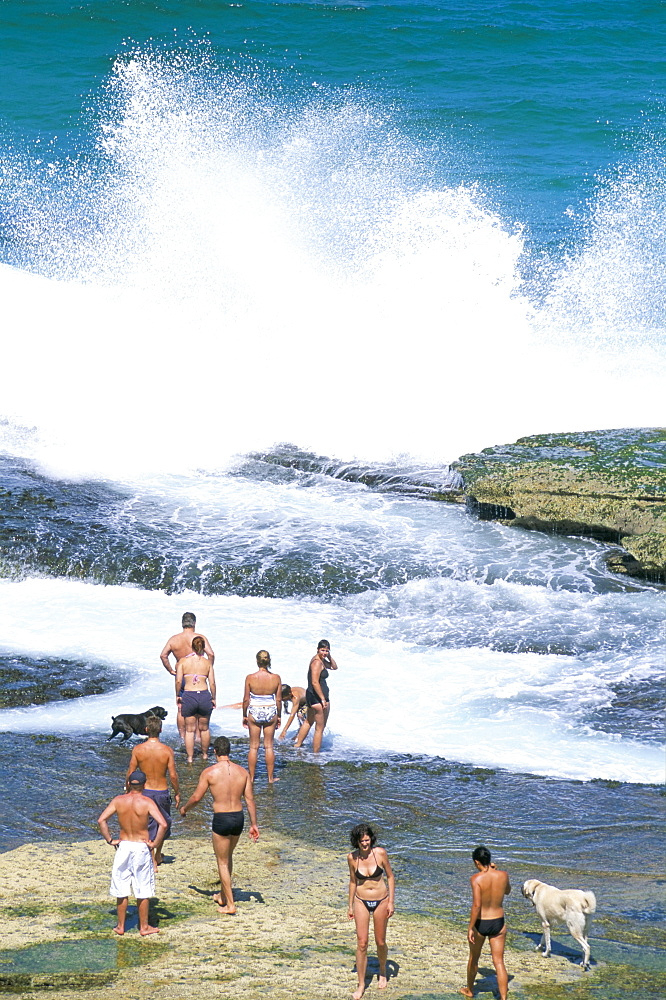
[0,2,664,997]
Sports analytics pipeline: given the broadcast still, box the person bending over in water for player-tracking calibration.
[242,650,282,783]
[277,683,307,740]
[294,639,338,752]
[461,845,511,1000]
[97,769,167,936]
[180,736,259,915]
[175,634,216,763]
[347,822,395,999]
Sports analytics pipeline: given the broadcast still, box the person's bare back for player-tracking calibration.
[129,740,177,791]
[471,866,511,918]
[204,759,252,813]
[113,793,160,843]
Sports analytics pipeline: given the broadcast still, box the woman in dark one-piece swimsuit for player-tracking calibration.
[347,823,395,999]
[294,639,338,753]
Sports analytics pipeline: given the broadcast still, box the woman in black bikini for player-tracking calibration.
[175,635,216,763]
[347,822,395,999]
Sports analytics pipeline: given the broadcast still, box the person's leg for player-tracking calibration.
[312,704,326,752]
[198,714,210,756]
[352,897,371,1000]
[176,706,186,741]
[114,897,128,935]
[461,928,485,997]
[489,927,508,999]
[372,898,391,987]
[212,832,240,914]
[293,706,314,747]
[184,715,197,763]
[137,897,160,936]
[263,719,279,782]
[247,718,261,781]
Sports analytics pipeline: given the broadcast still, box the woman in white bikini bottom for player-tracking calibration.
[242,650,282,784]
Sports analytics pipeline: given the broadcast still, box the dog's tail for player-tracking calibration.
[581,892,597,914]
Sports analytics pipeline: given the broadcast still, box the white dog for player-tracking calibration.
[521,879,596,969]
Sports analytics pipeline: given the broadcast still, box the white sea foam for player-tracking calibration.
[0,577,662,784]
[0,49,663,479]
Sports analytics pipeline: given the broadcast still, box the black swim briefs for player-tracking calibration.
[212,810,245,837]
[475,916,505,938]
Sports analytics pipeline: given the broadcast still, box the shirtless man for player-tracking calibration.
[277,683,307,740]
[97,770,168,936]
[461,846,511,1000]
[125,716,180,867]
[160,612,215,740]
[179,735,259,915]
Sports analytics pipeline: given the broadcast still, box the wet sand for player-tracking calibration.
[0,831,589,999]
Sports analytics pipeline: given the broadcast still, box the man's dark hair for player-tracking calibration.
[281,684,293,700]
[214,736,231,757]
[182,612,196,628]
[145,717,163,738]
[350,823,377,849]
[472,845,492,866]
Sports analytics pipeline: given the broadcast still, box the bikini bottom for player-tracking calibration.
[356,895,388,913]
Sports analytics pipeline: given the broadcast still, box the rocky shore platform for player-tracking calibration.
[0,833,591,1000]
[452,428,666,583]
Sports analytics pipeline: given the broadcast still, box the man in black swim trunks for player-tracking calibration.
[179,736,259,915]
[461,845,511,1000]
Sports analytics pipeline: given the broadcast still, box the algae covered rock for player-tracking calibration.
[453,428,666,582]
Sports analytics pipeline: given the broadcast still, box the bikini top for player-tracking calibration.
[354,850,384,884]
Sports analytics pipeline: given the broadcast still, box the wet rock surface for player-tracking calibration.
[453,428,666,583]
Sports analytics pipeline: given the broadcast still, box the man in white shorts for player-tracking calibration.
[98,769,168,936]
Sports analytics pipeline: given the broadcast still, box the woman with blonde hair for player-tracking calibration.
[242,650,282,783]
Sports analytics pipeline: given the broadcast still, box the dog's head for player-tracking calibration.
[146,706,168,720]
[521,879,541,903]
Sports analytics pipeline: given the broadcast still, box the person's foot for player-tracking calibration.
[154,851,163,867]
[216,903,237,915]
[268,777,280,783]
[378,974,388,989]
[352,986,365,1000]
[187,757,194,764]
[139,925,160,936]
[212,892,226,906]
[112,925,125,935]
[459,989,475,998]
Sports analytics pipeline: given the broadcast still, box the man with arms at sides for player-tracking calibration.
[125,716,180,868]
[277,683,307,741]
[98,769,168,936]
[179,735,259,915]
[160,611,215,741]
[461,845,511,1000]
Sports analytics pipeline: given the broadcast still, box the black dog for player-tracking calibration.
[107,706,168,742]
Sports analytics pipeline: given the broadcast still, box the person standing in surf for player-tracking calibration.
[294,639,338,752]
[242,650,282,783]
[160,612,215,742]
[347,822,395,998]
[175,635,216,763]
[461,846,511,1000]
